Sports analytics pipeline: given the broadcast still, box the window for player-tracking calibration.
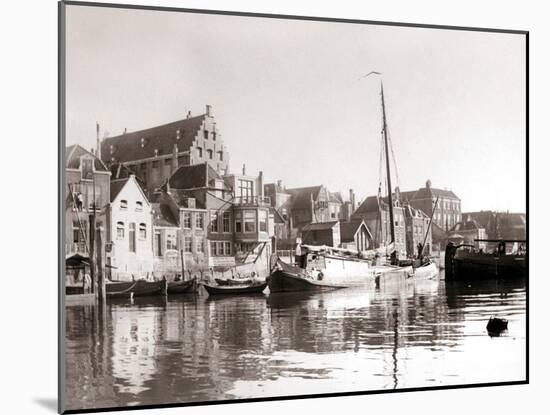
[183,212,191,229]
[196,213,204,229]
[235,211,242,233]
[164,158,171,166]
[135,201,143,211]
[244,210,256,233]
[239,179,254,201]
[207,149,213,160]
[210,241,217,256]
[81,158,94,180]
[218,151,223,161]
[183,236,192,253]
[197,147,203,158]
[116,222,125,239]
[204,130,208,139]
[210,211,219,233]
[196,237,204,253]
[139,223,146,240]
[166,233,176,250]
[223,211,231,233]
[154,231,162,256]
[72,221,81,243]
[129,223,136,252]
[212,131,217,141]
[224,242,231,256]
[152,160,159,168]
[120,200,128,210]
[259,209,268,232]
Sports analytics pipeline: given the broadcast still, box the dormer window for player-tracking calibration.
[176,129,181,140]
[81,157,94,180]
[154,149,159,156]
[120,200,128,210]
[110,145,115,154]
[135,201,143,211]
[140,138,146,148]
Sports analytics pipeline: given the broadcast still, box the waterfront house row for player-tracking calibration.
[65,144,275,282]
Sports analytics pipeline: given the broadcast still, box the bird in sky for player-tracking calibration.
[357,71,382,81]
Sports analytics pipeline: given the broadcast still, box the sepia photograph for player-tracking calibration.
[59,1,527,413]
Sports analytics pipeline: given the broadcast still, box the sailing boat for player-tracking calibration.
[268,81,413,293]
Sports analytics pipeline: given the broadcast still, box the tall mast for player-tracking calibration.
[381,81,395,243]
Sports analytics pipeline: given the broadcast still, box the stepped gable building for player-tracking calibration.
[400,179,461,231]
[100,105,229,194]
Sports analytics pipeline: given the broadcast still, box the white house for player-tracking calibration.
[106,175,154,281]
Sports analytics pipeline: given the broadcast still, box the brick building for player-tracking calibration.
[403,204,432,257]
[100,105,229,195]
[400,179,461,231]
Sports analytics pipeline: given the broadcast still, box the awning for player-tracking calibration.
[65,253,90,267]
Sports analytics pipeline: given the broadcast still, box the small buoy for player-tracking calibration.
[486,317,508,336]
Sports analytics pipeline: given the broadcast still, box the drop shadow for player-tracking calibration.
[34,398,57,412]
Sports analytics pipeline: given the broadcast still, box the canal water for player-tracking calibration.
[64,274,526,411]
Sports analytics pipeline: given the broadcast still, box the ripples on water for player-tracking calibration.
[65,275,526,410]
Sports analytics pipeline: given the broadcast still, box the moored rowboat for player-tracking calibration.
[202,281,268,295]
[167,278,197,294]
[106,279,167,298]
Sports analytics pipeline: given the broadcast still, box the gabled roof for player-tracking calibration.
[167,162,223,190]
[66,144,109,172]
[450,219,483,232]
[411,186,459,200]
[302,221,339,231]
[100,114,206,164]
[151,203,179,228]
[329,191,344,204]
[110,176,150,204]
[339,220,372,243]
[286,186,323,210]
[170,189,206,209]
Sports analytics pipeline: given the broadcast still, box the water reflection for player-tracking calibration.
[65,276,526,410]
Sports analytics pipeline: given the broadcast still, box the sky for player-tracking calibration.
[65,5,526,213]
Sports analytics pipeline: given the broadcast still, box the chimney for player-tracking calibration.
[259,171,264,199]
[426,179,432,189]
[349,188,356,212]
[172,144,178,172]
[186,110,192,119]
[96,122,101,160]
[277,179,283,189]
[206,104,212,117]
[123,128,127,134]
[395,186,401,202]
[242,163,246,175]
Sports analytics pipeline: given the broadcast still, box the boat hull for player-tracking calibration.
[412,261,439,280]
[167,279,197,294]
[445,244,527,281]
[214,278,253,287]
[268,269,350,292]
[106,279,167,298]
[203,282,268,295]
